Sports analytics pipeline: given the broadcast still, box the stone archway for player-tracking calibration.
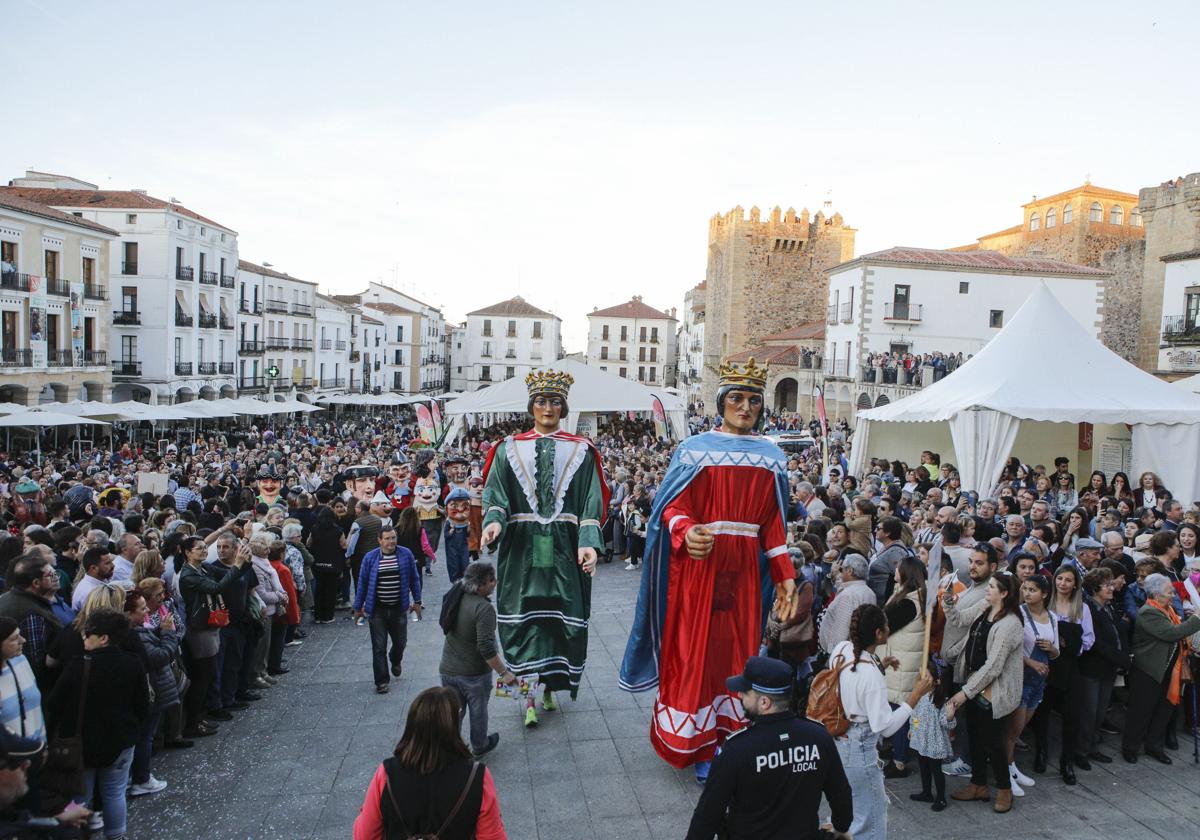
[0,385,29,407]
[856,392,872,410]
[113,384,151,404]
[38,382,69,404]
[773,377,799,412]
[175,387,196,404]
[219,385,237,399]
[874,394,891,407]
[198,386,218,401]
[82,381,106,402]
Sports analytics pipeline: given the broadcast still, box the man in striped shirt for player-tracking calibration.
[353,526,422,693]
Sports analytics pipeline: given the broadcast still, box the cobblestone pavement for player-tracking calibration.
[128,547,1200,839]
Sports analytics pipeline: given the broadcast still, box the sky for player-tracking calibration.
[5,0,1198,352]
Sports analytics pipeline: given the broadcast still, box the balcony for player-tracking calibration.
[266,337,291,351]
[320,377,345,389]
[0,349,31,367]
[219,362,234,375]
[482,329,492,338]
[84,284,106,300]
[121,261,137,276]
[823,358,850,378]
[175,312,194,328]
[175,362,193,376]
[373,361,380,371]
[240,376,265,390]
[826,304,837,325]
[219,315,234,330]
[199,271,218,286]
[840,302,853,323]
[335,340,346,351]
[197,362,218,375]
[1162,316,1200,345]
[320,339,332,350]
[349,350,360,362]
[84,350,106,366]
[506,329,517,338]
[291,338,313,351]
[47,349,72,367]
[296,377,315,389]
[220,274,236,289]
[292,303,313,316]
[265,299,288,314]
[505,351,516,359]
[883,302,923,323]
[198,313,217,329]
[0,272,30,292]
[112,360,141,377]
[240,340,265,355]
[113,310,141,326]
[239,300,262,315]
[176,266,194,281]
[46,277,69,296]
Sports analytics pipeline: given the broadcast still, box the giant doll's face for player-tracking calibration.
[468,476,484,504]
[257,477,280,499]
[447,462,468,484]
[721,389,762,435]
[413,476,440,507]
[388,463,412,485]
[348,475,376,503]
[531,394,564,432]
[447,498,471,524]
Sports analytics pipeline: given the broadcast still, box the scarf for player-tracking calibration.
[1148,599,1187,705]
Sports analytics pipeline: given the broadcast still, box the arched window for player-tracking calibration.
[1109,205,1124,225]
[1063,203,1073,224]
[1131,208,1143,227]
[1089,201,1103,222]
[1045,207,1057,228]
[1029,211,1040,231]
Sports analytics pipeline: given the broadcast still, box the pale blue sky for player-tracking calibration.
[6,0,1197,350]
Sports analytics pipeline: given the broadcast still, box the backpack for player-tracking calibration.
[805,652,853,737]
[383,761,479,840]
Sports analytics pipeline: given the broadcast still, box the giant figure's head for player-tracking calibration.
[716,357,768,435]
[526,369,573,433]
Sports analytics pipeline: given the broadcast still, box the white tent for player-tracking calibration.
[444,358,687,439]
[0,410,109,428]
[849,283,1200,501]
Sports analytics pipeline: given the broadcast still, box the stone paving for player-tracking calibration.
[128,546,1200,839]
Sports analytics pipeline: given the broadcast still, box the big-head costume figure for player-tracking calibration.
[619,358,797,779]
[480,369,609,726]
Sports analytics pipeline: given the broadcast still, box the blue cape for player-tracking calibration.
[618,431,789,693]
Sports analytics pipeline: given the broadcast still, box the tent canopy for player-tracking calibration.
[0,410,109,428]
[851,283,1200,500]
[444,358,686,437]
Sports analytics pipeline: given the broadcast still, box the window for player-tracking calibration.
[1063,203,1073,224]
[1089,202,1103,222]
[481,341,491,357]
[533,322,542,339]
[639,347,646,362]
[1029,212,1040,231]
[601,324,609,340]
[1130,208,1143,227]
[619,347,627,361]
[650,347,657,362]
[989,310,1004,328]
[648,367,656,382]
[959,281,969,294]
[394,349,403,365]
[1109,205,1123,225]
[121,335,136,361]
[507,320,516,337]
[651,327,658,342]
[482,319,492,337]
[506,366,515,379]
[600,346,608,360]
[200,227,207,237]
[620,325,628,342]
[177,219,182,230]
[44,250,58,281]
[174,336,182,362]
[640,326,647,342]
[1045,207,1056,228]
[619,367,627,378]
[82,257,94,286]
[891,285,911,320]
[126,214,137,224]
[480,365,491,381]
[638,366,645,381]
[122,286,137,312]
[175,246,183,271]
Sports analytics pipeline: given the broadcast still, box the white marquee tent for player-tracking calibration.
[443,358,686,441]
[849,283,1200,502]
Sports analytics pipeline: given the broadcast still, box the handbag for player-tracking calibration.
[189,591,230,630]
[384,761,479,840]
[39,658,91,815]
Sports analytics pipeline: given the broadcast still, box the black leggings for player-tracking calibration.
[184,654,218,730]
[917,755,946,799]
[965,700,1012,790]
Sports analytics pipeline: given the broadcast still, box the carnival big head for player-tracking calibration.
[413,475,441,513]
[716,357,768,434]
[526,369,573,433]
[256,464,282,505]
[445,456,469,485]
[467,475,484,506]
[387,460,412,487]
[445,487,471,525]
[344,464,380,504]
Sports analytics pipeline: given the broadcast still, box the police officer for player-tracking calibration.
[686,657,853,840]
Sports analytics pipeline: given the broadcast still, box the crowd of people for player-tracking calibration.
[861,350,968,386]
[0,406,1193,839]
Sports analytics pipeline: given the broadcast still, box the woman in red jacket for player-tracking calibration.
[354,686,506,839]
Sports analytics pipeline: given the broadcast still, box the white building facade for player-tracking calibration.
[678,283,705,409]
[463,297,562,391]
[449,323,467,392]
[0,193,117,405]
[3,172,241,404]
[585,296,678,386]
[315,294,354,393]
[822,247,1107,421]
[1157,248,1200,376]
[239,260,317,399]
[357,313,385,393]
[340,282,447,394]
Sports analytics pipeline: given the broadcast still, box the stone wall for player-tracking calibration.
[1099,240,1147,362]
[1136,174,1200,369]
[701,205,854,407]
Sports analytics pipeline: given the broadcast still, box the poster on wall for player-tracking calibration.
[574,412,596,439]
[28,275,46,368]
[70,281,84,366]
[1097,427,1133,478]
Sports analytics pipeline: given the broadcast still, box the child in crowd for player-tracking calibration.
[908,654,955,812]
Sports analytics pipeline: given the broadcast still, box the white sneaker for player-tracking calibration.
[129,775,168,796]
[624,561,639,570]
[1009,777,1024,797]
[942,758,972,777]
[284,639,303,647]
[88,812,104,831]
[1010,763,1035,787]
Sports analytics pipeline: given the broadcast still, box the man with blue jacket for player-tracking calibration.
[353,526,422,694]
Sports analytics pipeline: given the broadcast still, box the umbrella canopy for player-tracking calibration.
[110,401,195,421]
[0,410,109,428]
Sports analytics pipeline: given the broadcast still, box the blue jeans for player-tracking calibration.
[131,707,162,785]
[890,706,911,764]
[834,722,886,840]
[441,672,494,753]
[83,746,134,839]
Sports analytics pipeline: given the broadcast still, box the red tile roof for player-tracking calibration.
[725,345,802,366]
[360,314,384,325]
[238,259,316,285]
[589,298,675,320]
[365,302,418,316]
[761,322,825,342]
[0,186,235,233]
[466,296,558,319]
[0,193,118,236]
[836,247,1110,276]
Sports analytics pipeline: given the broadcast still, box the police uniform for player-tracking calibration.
[686,657,853,840]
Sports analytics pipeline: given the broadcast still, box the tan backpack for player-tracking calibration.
[805,653,853,737]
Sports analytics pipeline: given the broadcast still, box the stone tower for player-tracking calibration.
[1135,174,1200,370]
[700,204,855,408]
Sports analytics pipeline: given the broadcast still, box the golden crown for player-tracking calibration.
[718,357,768,390]
[525,369,574,399]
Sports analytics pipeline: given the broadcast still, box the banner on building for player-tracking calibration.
[70,281,85,366]
[430,400,444,437]
[28,275,46,368]
[651,395,669,441]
